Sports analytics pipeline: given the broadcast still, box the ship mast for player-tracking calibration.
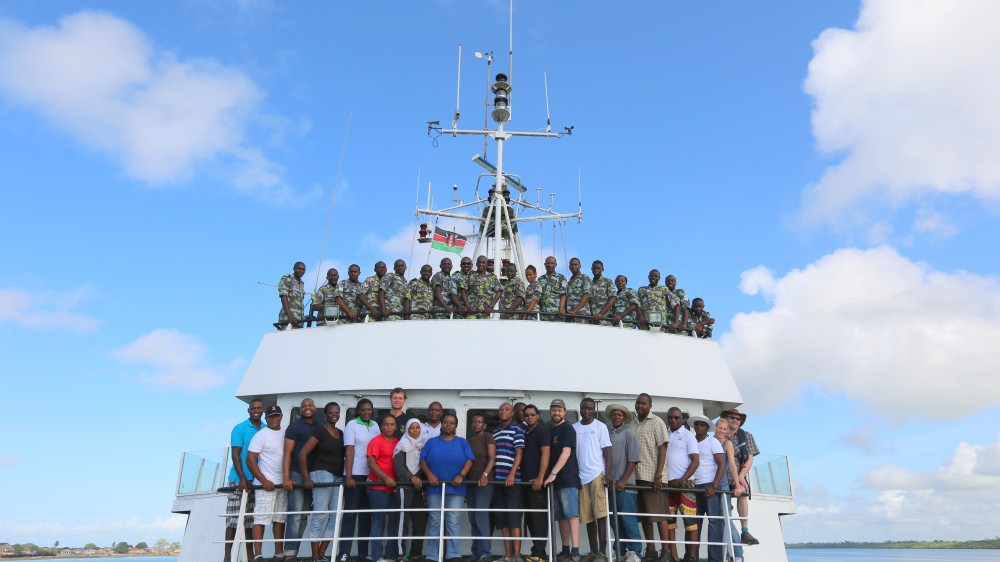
[422,53,579,290]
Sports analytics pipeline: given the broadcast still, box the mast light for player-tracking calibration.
[491,73,512,123]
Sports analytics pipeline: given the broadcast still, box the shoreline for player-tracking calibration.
[2,555,177,561]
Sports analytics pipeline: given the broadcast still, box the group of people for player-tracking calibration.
[224,389,759,562]
[276,256,714,338]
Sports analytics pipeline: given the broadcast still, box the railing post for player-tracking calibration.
[175,452,187,495]
[234,490,249,562]
[332,481,345,560]
[194,458,206,493]
[605,486,614,561]
[721,492,734,561]
[546,485,554,562]
[438,482,446,562]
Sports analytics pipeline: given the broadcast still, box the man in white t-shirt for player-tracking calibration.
[247,405,288,562]
[572,398,612,562]
[689,415,725,562]
[665,407,699,562]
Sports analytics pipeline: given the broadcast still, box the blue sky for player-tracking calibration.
[2,0,1000,547]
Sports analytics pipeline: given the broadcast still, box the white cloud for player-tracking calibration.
[114,329,231,391]
[801,0,1000,225]
[0,286,101,332]
[0,11,296,202]
[721,246,1000,419]
[787,433,1000,541]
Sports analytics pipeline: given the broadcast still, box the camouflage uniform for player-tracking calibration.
[499,276,526,319]
[312,282,343,325]
[379,272,410,321]
[337,278,365,324]
[566,273,593,324]
[277,274,305,327]
[687,308,714,339]
[523,279,543,320]
[637,285,678,330]
[538,272,568,322]
[466,272,501,319]
[451,271,472,318]
[430,271,457,319]
[407,278,435,320]
[361,274,383,321]
[612,287,640,328]
[588,276,617,326]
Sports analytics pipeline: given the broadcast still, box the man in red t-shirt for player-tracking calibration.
[367,416,400,562]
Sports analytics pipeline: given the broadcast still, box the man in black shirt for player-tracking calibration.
[544,399,582,562]
[521,404,551,561]
[282,398,317,561]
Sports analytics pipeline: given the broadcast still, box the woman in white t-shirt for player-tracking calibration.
[336,399,382,562]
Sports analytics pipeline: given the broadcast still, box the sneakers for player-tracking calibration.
[317,558,330,562]
[655,553,675,562]
[740,532,759,545]
[590,554,608,562]
[570,556,581,562]
[339,556,349,562]
[272,555,287,562]
[640,551,657,562]
[556,554,573,562]
[623,552,642,562]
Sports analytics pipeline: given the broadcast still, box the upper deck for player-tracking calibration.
[236,319,742,415]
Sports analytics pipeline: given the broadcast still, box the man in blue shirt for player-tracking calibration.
[225,399,264,562]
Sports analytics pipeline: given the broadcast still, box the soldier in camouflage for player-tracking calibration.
[338,264,367,324]
[379,259,410,321]
[361,261,387,321]
[664,275,690,334]
[538,256,567,321]
[565,257,592,324]
[637,269,678,331]
[431,257,463,319]
[452,256,474,318]
[588,260,617,326]
[686,297,715,339]
[498,262,526,319]
[406,264,435,320]
[466,255,502,318]
[610,275,640,329]
[522,265,542,320]
[278,261,306,329]
[310,268,356,325]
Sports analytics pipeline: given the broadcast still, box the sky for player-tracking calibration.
[2,0,1000,548]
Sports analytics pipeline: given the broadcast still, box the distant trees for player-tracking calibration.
[155,539,168,549]
[84,543,99,550]
[113,542,131,554]
[135,542,148,549]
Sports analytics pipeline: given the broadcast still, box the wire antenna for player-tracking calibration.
[508,0,514,119]
[315,110,352,291]
[453,44,462,129]
[544,72,552,133]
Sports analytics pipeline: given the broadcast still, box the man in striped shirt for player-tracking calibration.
[492,401,526,562]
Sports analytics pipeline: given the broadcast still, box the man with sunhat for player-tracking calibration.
[247,405,288,562]
[606,403,641,562]
[719,408,759,546]
[689,415,725,562]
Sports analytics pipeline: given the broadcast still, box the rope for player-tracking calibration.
[314,110,353,291]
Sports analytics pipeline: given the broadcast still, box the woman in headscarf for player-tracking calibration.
[394,418,429,561]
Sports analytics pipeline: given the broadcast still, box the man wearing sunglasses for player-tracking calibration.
[719,409,759,546]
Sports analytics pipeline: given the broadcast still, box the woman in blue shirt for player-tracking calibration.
[419,413,475,562]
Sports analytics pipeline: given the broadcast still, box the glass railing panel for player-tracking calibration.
[749,454,792,498]
[177,447,229,495]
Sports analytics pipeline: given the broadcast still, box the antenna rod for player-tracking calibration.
[426,179,432,211]
[578,168,583,223]
[453,44,462,128]
[544,72,552,133]
[508,0,514,119]
[315,110,352,290]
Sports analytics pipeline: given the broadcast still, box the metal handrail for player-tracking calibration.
[275,308,650,330]
[221,480,744,562]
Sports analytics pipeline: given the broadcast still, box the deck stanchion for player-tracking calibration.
[438,482,446,562]
[609,485,619,560]
[233,490,249,562]
[546,485,555,562]
[331,482,345,561]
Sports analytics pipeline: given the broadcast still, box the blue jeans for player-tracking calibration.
[367,488,400,562]
[466,484,494,558]
[426,493,464,561]
[612,490,641,556]
[337,481,371,560]
[695,484,724,562]
[306,472,343,542]
[286,471,310,555]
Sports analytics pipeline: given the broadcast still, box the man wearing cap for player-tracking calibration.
[282,399,318,561]
[247,405,288,562]
[606,403,641,562]
[573,398,612,562]
[633,394,670,562]
[544,399,582,562]
[225,399,264,562]
[689,415,725,562]
[664,406,700,562]
[720,408,760,546]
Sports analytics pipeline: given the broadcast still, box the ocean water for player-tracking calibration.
[788,549,999,562]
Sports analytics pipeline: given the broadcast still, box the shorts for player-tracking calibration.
[666,490,698,531]
[636,480,667,523]
[579,474,609,524]
[492,484,524,529]
[553,487,580,521]
[254,488,288,526]
[225,481,255,529]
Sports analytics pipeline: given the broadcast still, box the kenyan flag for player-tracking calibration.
[431,227,467,254]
